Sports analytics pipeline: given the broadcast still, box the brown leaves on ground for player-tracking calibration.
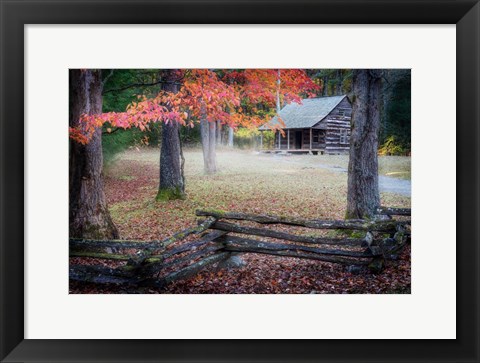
[162,246,411,294]
[70,148,411,294]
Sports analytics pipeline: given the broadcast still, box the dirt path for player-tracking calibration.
[378,175,411,196]
[270,154,411,197]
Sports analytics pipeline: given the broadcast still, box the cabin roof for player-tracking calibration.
[259,95,347,130]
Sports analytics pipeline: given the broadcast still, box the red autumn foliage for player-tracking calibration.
[69,69,320,144]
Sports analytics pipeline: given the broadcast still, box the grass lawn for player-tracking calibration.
[291,153,411,180]
[105,147,411,241]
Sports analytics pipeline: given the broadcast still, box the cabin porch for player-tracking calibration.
[261,148,325,155]
[267,128,326,153]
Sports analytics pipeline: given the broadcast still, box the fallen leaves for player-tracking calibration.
[70,148,411,294]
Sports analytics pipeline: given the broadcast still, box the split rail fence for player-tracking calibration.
[69,207,411,288]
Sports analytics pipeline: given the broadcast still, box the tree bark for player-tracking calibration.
[208,119,217,171]
[200,112,217,174]
[210,220,366,246]
[70,238,154,250]
[162,230,227,259]
[216,120,222,145]
[69,264,135,285]
[196,209,403,232]
[158,252,230,286]
[376,207,411,216]
[217,235,378,258]
[69,69,119,239]
[346,69,382,219]
[323,75,329,96]
[128,217,217,267]
[276,69,281,113]
[337,69,343,95]
[157,70,185,200]
[200,117,209,169]
[228,126,234,147]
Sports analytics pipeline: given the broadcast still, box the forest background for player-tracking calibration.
[100,69,410,164]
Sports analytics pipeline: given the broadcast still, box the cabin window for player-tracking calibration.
[340,129,348,144]
[313,131,319,143]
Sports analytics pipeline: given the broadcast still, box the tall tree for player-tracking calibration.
[200,113,217,173]
[69,69,119,239]
[181,70,239,174]
[306,69,353,97]
[216,120,222,145]
[346,69,382,219]
[380,69,411,152]
[157,70,185,200]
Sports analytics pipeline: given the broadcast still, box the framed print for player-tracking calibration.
[1,0,479,362]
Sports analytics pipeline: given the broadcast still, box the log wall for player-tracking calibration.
[307,129,326,149]
[325,97,352,154]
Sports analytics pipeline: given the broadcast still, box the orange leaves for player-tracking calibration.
[70,90,182,144]
[173,69,245,129]
[239,69,319,107]
[69,69,321,145]
[69,127,90,145]
[223,69,320,131]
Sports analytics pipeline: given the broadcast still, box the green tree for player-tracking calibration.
[380,70,411,153]
[101,69,164,164]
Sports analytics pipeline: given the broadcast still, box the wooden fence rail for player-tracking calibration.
[69,207,411,288]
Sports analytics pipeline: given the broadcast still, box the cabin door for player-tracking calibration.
[295,131,302,149]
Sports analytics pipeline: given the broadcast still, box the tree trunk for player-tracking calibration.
[323,76,329,96]
[276,69,281,113]
[337,69,343,95]
[208,120,217,171]
[200,113,217,174]
[69,69,119,239]
[157,70,185,201]
[228,126,234,147]
[200,117,209,166]
[158,121,185,200]
[216,120,222,145]
[346,69,382,219]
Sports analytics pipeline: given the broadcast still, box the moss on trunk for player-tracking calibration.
[156,186,186,201]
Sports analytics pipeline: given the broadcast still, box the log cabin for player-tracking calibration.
[259,95,352,154]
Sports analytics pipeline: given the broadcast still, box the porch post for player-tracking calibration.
[260,132,263,149]
[287,130,290,149]
[310,128,312,150]
[278,130,281,149]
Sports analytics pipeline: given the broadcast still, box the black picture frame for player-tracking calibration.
[1,1,478,362]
